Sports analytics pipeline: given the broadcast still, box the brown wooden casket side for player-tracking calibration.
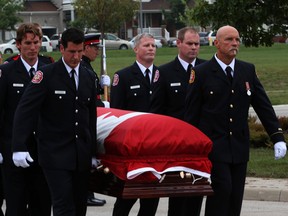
[89,170,213,199]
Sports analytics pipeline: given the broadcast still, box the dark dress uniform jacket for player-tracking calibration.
[151,57,205,120]
[184,56,284,163]
[0,58,46,165]
[12,59,97,171]
[110,62,158,112]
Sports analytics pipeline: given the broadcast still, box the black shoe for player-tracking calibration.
[87,197,106,206]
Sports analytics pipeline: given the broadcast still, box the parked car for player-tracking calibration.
[41,35,53,52]
[129,36,162,49]
[167,37,177,47]
[0,38,19,54]
[50,33,61,50]
[208,31,217,45]
[86,33,131,50]
[199,32,209,46]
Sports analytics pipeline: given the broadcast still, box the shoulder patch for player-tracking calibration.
[31,71,43,84]
[112,74,119,86]
[189,70,195,84]
[153,70,160,83]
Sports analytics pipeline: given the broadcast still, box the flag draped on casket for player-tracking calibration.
[97,107,212,182]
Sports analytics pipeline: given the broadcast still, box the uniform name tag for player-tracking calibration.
[55,90,66,94]
[130,85,140,89]
[13,83,24,87]
[170,82,181,87]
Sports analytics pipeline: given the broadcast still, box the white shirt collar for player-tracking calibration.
[62,57,80,77]
[20,56,38,73]
[214,54,235,73]
[136,61,153,76]
[178,55,196,71]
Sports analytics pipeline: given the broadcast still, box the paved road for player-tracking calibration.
[249,104,288,118]
[86,194,288,216]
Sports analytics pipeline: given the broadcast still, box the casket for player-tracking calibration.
[89,108,214,198]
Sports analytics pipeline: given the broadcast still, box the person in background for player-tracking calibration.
[4,23,54,65]
[110,33,160,216]
[11,27,97,216]
[0,23,51,216]
[184,25,287,216]
[150,27,206,216]
[81,34,110,206]
[82,34,110,108]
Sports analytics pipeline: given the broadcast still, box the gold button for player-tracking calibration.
[230,104,233,108]
[230,132,233,135]
[231,90,234,93]
[230,118,233,122]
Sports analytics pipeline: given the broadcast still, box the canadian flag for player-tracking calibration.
[97,108,212,182]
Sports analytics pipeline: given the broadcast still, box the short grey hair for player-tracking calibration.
[134,33,154,48]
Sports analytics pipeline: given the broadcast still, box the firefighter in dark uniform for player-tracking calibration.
[110,33,160,216]
[150,27,206,216]
[0,23,51,216]
[184,25,287,216]
[82,34,110,108]
[11,28,97,216]
[81,34,110,206]
[4,53,54,64]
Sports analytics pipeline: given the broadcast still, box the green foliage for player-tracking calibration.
[190,0,288,47]
[0,0,23,30]
[164,0,187,29]
[74,0,138,33]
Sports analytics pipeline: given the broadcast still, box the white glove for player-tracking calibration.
[274,141,287,160]
[91,157,99,168]
[100,75,111,88]
[0,153,3,164]
[102,101,110,108]
[12,152,34,168]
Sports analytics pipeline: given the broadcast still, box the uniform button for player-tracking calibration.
[75,122,78,126]
[230,104,233,108]
[17,91,20,94]
[33,131,36,135]
[230,118,233,122]
[59,96,62,99]
[175,90,178,93]
[210,91,213,94]
[75,135,78,138]
[75,109,78,113]
[230,132,233,135]
[231,90,234,94]
[134,93,137,96]
[75,96,78,100]
[149,91,152,94]
[88,97,90,101]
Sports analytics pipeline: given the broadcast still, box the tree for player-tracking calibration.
[164,0,188,30]
[74,0,138,34]
[0,0,23,39]
[188,0,288,47]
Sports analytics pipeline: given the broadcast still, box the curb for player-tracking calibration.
[244,177,288,202]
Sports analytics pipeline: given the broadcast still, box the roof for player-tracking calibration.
[24,1,58,12]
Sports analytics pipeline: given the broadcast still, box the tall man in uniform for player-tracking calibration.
[110,33,160,216]
[184,25,287,216]
[82,34,110,206]
[11,28,97,216]
[150,27,205,216]
[0,23,51,216]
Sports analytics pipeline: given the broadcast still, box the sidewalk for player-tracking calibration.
[244,177,288,202]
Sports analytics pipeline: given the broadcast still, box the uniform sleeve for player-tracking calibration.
[184,69,202,126]
[12,72,47,152]
[250,66,285,143]
[110,72,126,109]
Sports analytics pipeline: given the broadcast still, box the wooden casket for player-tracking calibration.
[89,108,214,199]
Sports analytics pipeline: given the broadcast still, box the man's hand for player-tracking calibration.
[102,101,110,108]
[100,75,111,88]
[12,152,34,168]
[274,141,287,160]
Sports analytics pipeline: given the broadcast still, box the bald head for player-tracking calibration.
[214,25,240,64]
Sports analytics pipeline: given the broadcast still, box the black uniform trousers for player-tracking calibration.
[43,168,89,216]
[204,161,247,216]
[113,197,159,216]
[2,162,51,216]
[168,196,203,216]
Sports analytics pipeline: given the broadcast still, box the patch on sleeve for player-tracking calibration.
[153,70,160,83]
[189,70,195,84]
[31,70,43,84]
[112,74,119,86]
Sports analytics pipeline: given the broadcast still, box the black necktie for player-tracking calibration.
[187,64,192,73]
[145,68,150,85]
[70,69,76,89]
[225,66,233,83]
[29,67,35,79]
